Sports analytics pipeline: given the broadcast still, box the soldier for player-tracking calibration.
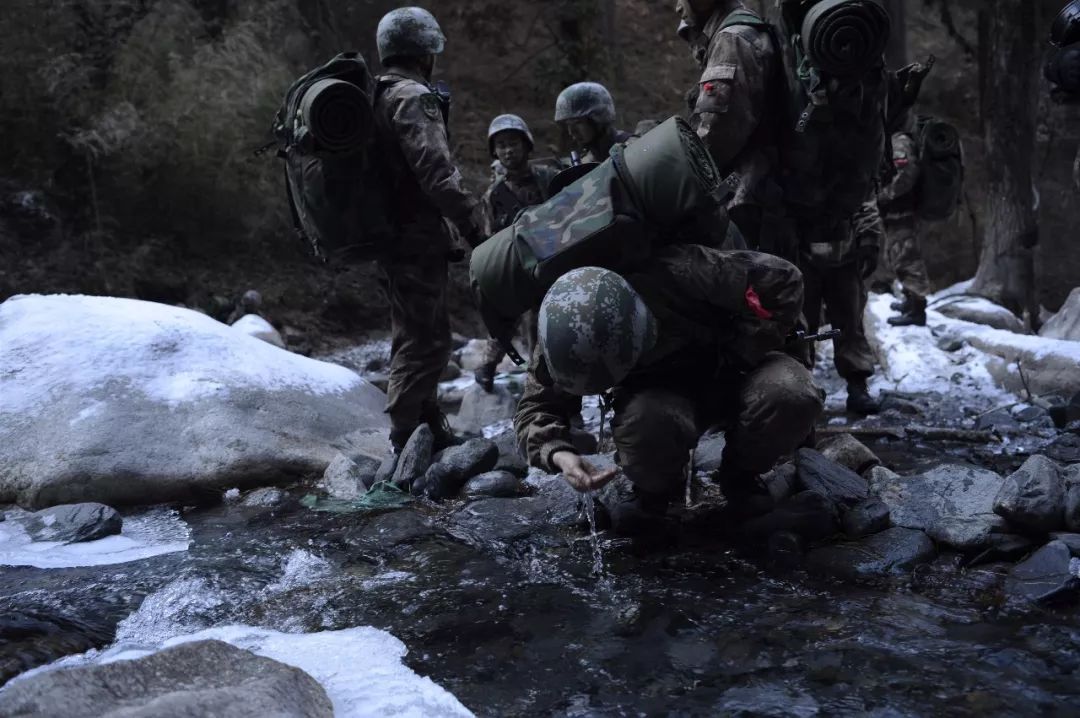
[515,246,823,536]
[373,7,485,452]
[877,123,933,327]
[678,0,790,259]
[554,82,633,164]
[474,114,558,391]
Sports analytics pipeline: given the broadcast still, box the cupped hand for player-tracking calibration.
[552,451,618,493]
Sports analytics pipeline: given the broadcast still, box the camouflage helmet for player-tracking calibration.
[376,7,446,64]
[487,114,535,156]
[554,82,616,126]
[538,267,657,396]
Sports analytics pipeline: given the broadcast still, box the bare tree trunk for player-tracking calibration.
[883,0,907,68]
[601,0,621,82]
[971,0,1039,320]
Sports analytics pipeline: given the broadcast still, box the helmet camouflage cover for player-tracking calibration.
[554,82,616,126]
[487,114,535,155]
[538,267,657,396]
[376,7,446,64]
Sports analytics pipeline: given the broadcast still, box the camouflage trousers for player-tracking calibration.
[608,353,822,496]
[480,311,538,373]
[883,214,932,299]
[376,254,452,442]
[801,259,877,380]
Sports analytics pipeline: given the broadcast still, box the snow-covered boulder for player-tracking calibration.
[935,295,1027,333]
[0,295,389,509]
[230,313,286,349]
[1040,287,1080,342]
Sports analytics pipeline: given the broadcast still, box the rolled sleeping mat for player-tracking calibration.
[801,0,891,77]
[300,78,371,154]
[612,116,726,227]
[1045,43,1080,94]
[1051,0,1080,48]
[920,118,961,158]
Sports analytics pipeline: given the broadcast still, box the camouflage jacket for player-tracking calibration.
[480,163,559,236]
[515,245,803,471]
[877,132,920,216]
[691,6,782,213]
[800,196,884,267]
[375,68,479,256]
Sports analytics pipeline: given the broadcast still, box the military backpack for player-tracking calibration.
[913,116,964,221]
[271,52,394,263]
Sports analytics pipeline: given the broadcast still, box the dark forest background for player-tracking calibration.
[1,0,1077,348]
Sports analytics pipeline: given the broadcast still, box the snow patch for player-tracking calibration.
[0,508,190,568]
[0,294,364,414]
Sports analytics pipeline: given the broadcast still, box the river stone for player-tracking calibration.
[239,487,290,509]
[419,438,499,500]
[350,510,440,548]
[322,453,378,501]
[795,449,869,509]
[937,295,1027,333]
[1049,532,1080,555]
[1004,540,1080,603]
[966,534,1039,567]
[451,384,517,435]
[926,516,1009,551]
[870,463,1004,550]
[806,527,936,580]
[1063,465,1080,532]
[976,409,1021,432]
[763,462,797,503]
[453,475,582,544]
[817,434,881,475]
[490,429,528,478]
[391,425,434,491]
[841,498,891,539]
[463,471,526,499]
[0,295,389,509]
[1039,286,1080,341]
[993,455,1065,533]
[22,503,122,543]
[0,639,333,718]
[743,490,838,541]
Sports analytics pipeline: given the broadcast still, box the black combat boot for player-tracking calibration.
[887,294,927,327]
[889,297,908,312]
[608,488,674,537]
[473,362,496,393]
[423,410,463,452]
[717,468,775,524]
[846,378,881,415]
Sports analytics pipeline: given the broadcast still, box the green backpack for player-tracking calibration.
[470,117,726,361]
[272,52,393,263]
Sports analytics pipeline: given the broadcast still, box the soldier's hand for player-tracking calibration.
[857,244,880,279]
[552,451,617,493]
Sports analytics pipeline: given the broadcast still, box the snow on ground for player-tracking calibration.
[6,625,474,718]
[0,508,190,568]
[0,294,364,413]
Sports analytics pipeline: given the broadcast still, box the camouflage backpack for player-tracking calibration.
[913,116,964,221]
[272,52,394,263]
[470,117,726,362]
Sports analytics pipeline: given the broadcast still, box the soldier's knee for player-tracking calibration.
[744,354,823,431]
[612,391,697,494]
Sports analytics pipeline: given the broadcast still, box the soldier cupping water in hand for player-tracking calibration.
[554,82,633,164]
[373,7,485,452]
[515,247,823,537]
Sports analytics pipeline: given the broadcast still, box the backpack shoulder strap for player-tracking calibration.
[720,9,769,31]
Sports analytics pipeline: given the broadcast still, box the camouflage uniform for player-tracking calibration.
[374,67,481,446]
[689,3,789,258]
[580,126,635,165]
[878,131,932,300]
[516,245,823,497]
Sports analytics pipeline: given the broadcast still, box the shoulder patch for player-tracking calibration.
[700,63,738,83]
[420,93,441,121]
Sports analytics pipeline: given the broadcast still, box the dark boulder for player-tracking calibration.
[806,527,936,580]
[390,425,434,491]
[1004,541,1080,603]
[795,449,869,509]
[841,498,891,539]
[817,434,881,475]
[463,471,527,500]
[743,491,839,541]
[418,438,499,500]
[22,503,122,544]
[993,455,1066,534]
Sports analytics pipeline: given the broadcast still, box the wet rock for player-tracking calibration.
[440,360,462,381]
[239,487,290,508]
[993,455,1065,533]
[743,491,838,541]
[694,432,727,473]
[418,438,499,500]
[870,464,1004,551]
[806,527,936,580]
[966,534,1038,567]
[229,314,286,349]
[716,684,820,717]
[0,639,332,717]
[937,335,965,352]
[391,425,434,491]
[976,409,1020,432]
[864,464,900,486]
[1004,540,1080,603]
[841,498,891,539]
[22,503,121,543]
[451,384,517,435]
[937,296,1026,333]
[762,462,797,503]
[926,516,1009,551]
[322,453,379,501]
[0,295,389,509]
[1049,532,1080,555]
[490,429,528,478]
[350,510,439,548]
[1045,432,1080,464]
[1065,465,1080,532]
[463,471,526,499]
[879,394,923,415]
[1039,286,1080,341]
[373,453,398,488]
[454,473,584,544]
[795,449,869,509]
[816,434,880,475]
[1012,404,1048,423]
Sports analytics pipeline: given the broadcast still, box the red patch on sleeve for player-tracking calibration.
[893,158,910,168]
[745,285,773,320]
[702,81,718,96]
